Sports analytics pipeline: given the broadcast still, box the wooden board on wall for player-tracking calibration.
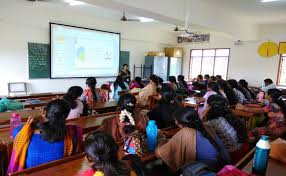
[28,43,50,79]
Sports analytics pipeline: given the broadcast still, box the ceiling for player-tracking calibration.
[202,0,286,24]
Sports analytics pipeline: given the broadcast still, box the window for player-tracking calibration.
[189,48,230,79]
[277,54,286,86]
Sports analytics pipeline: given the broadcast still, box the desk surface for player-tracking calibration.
[243,158,286,176]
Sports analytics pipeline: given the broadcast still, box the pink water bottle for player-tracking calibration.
[10,113,22,139]
[258,91,264,102]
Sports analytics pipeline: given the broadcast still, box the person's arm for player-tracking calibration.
[236,103,265,113]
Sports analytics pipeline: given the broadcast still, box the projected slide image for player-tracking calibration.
[51,23,120,78]
[74,38,114,69]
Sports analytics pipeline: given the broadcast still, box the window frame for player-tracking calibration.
[188,48,231,79]
[277,54,286,86]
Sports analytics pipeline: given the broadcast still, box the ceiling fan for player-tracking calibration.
[120,12,140,22]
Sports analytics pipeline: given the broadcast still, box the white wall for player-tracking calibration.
[180,31,283,87]
[0,1,176,95]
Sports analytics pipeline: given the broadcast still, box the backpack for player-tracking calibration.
[181,161,215,176]
[123,130,147,157]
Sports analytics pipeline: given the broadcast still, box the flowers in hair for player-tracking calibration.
[119,109,135,126]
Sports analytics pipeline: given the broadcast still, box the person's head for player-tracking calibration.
[122,64,129,70]
[210,76,216,82]
[84,132,130,176]
[173,106,201,129]
[37,99,71,142]
[216,75,222,81]
[204,74,210,80]
[86,77,97,89]
[114,75,127,90]
[197,75,203,81]
[264,79,273,86]
[157,77,163,85]
[207,81,221,95]
[227,79,239,89]
[168,76,177,84]
[218,80,239,105]
[178,75,185,82]
[118,93,136,113]
[150,75,158,85]
[159,86,176,105]
[238,79,248,88]
[206,95,230,121]
[134,77,144,88]
[63,86,83,109]
[267,89,286,117]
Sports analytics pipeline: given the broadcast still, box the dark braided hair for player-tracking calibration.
[63,86,83,109]
[84,131,131,176]
[114,75,127,90]
[207,81,222,95]
[86,77,98,102]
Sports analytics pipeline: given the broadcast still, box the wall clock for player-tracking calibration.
[258,41,279,57]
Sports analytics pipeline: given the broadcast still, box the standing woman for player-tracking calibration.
[120,64,131,84]
[81,77,109,104]
[63,86,88,119]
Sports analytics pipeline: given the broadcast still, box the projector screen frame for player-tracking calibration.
[49,22,121,79]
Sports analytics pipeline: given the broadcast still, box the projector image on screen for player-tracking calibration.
[50,23,120,78]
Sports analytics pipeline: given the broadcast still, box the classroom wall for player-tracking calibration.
[0,1,176,95]
[180,29,286,87]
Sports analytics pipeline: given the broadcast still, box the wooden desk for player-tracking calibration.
[22,101,48,109]
[0,112,119,176]
[0,93,65,100]
[88,101,118,113]
[0,109,41,126]
[242,158,286,176]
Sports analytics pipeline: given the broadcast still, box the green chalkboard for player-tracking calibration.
[119,51,130,70]
[28,43,50,79]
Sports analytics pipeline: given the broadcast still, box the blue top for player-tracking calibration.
[196,131,219,168]
[13,125,64,168]
[113,82,129,102]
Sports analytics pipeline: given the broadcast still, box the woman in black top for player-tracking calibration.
[147,86,178,129]
[119,64,131,84]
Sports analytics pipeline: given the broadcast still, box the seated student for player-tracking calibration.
[177,75,188,91]
[236,89,286,140]
[7,99,83,173]
[129,77,145,90]
[99,94,149,142]
[216,75,222,81]
[81,77,109,104]
[204,74,210,84]
[262,78,277,93]
[81,131,141,176]
[218,80,239,106]
[137,75,158,106]
[113,75,129,102]
[227,79,247,104]
[147,86,178,129]
[192,74,206,90]
[168,76,179,91]
[210,76,217,82]
[156,107,230,172]
[63,86,88,119]
[238,79,256,101]
[197,82,225,116]
[203,95,248,154]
